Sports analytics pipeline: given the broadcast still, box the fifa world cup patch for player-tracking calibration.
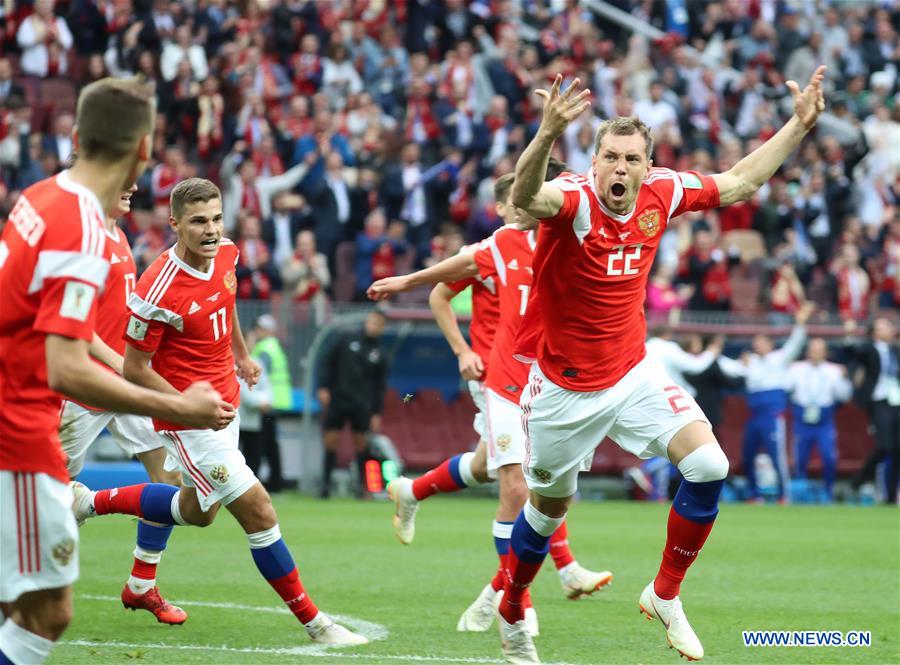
[531,468,552,484]
[210,465,230,484]
[224,270,237,294]
[127,315,148,340]
[679,173,703,189]
[52,538,76,566]
[496,434,512,452]
[637,209,661,238]
[59,281,96,322]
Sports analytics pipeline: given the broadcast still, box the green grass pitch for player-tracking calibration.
[57,496,898,665]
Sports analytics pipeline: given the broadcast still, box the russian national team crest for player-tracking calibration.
[638,210,661,238]
[224,270,237,294]
[496,434,512,452]
[531,468,552,484]
[52,538,76,566]
[210,465,230,484]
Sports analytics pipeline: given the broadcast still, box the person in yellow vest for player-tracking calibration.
[251,314,293,492]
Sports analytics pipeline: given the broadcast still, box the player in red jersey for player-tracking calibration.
[0,79,230,665]
[478,68,827,663]
[58,182,188,625]
[71,179,367,646]
[371,167,611,638]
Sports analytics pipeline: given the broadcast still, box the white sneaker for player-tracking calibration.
[305,612,368,646]
[457,584,498,632]
[494,591,540,665]
[387,477,419,545]
[559,562,613,599]
[638,582,704,661]
[70,481,96,527]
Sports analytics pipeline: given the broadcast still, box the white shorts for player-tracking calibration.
[59,401,165,476]
[484,388,527,476]
[468,380,486,440]
[160,415,256,512]
[521,355,710,498]
[0,471,79,602]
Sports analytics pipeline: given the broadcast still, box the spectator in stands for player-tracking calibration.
[354,208,408,300]
[308,151,354,264]
[768,261,805,324]
[788,337,852,502]
[685,334,746,442]
[0,58,24,104]
[41,112,74,166]
[220,140,316,233]
[291,108,356,192]
[833,243,871,322]
[681,229,732,311]
[235,213,280,300]
[846,317,900,504]
[317,309,389,499]
[322,42,364,111]
[646,264,694,320]
[160,23,208,82]
[263,192,308,268]
[17,0,74,78]
[281,228,330,310]
[150,146,185,208]
[66,0,108,57]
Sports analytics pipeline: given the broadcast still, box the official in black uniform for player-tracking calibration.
[317,309,388,498]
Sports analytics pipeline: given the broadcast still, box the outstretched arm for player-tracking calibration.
[511,74,589,219]
[368,251,478,301]
[713,66,827,205]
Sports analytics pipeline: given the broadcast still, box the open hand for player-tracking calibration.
[786,65,826,130]
[535,74,592,140]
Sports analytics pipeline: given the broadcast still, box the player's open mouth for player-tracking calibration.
[610,182,626,199]
[200,239,219,247]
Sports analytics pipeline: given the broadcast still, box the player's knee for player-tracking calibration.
[21,593,73,640]
[677,443,729,483]
[471,459,490,484]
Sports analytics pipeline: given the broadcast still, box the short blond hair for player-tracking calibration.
[593,117,654,160]
[170,178,221,220]
[76,78,155,163]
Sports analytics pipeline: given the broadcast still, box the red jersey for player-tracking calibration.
[445,245,500,374]
[472,227,536,402]
[515,169,719,391]
[74,225,137,411]
[0,172,110,482]
[125,241,241,431]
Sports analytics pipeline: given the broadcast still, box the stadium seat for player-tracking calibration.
[723,230,766,264]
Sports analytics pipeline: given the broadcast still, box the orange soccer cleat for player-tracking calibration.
[121,585,188,625]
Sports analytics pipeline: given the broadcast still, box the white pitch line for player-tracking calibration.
[59,639,513,663]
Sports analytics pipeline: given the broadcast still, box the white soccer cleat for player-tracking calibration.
[559,562,614,599]
[638,582,704,661]
[305,612,368,646]
[457,583,498,632]
[523,606,539,637]
[495,591,540,665]
[70,481,96,527]
[387,476,419,545]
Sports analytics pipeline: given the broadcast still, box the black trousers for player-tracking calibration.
[241,414,285,490]
[853,401,900,502]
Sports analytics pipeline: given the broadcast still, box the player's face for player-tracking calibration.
[592,133,650,215]
[751,334,773,355]
[172,198,225,261]
[807,338,827,363]
[116,182,138,216]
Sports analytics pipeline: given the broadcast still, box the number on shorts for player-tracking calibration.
[664,385,690,414]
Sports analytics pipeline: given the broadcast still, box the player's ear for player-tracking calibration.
[71,127,81,153]
[137,134,151,162]
[168,215,178,231]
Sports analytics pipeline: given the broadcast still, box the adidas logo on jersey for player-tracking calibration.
[507,259,519,270]
[188,301,201,314]
[109,253,121,264]
[207,292,221,302]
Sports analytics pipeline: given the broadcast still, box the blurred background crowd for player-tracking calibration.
[0,0,898,319]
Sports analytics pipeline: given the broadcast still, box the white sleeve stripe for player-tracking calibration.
[571,188,591,245]
[146,259,179,305]
[128,293,184,331]
[28,250,110,294]
[488,235,507,286]
[668,173,684,220]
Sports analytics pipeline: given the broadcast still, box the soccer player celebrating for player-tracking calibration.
[484,67,826,663]
[58,182,187,625]
[0,79,231,665]
[371,167,611,637]
[72,178,367,646]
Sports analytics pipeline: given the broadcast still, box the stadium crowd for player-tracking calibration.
[0,0,898,317]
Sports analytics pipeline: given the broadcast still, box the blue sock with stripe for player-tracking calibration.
[248,525,319,624]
